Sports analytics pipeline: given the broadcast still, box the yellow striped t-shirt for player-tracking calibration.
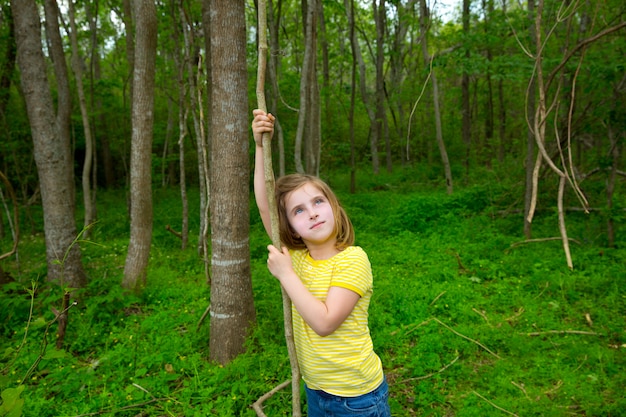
[289,246,384,397]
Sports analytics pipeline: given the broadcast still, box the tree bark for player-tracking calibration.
[123,0,157,292]
[208,0,256,364]
[13,0,86,288]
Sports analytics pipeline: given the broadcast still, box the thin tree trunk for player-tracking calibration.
[557,176,573,269]
[295,0,320,175]
[123,0,157,292]
[200,0,212,263]
[172,2,189,250]
[0,4,16,127]
[348,0,357,193]
[523,0,537,239]
[267,0,286,176]
[605,73,625,248]
[419,0,453,194]
[68,0,97,236]
[461,0,471,177]
[87,0,114,189]
[344,0,377,173]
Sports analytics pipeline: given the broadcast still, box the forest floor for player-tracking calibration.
[1,174,625,416]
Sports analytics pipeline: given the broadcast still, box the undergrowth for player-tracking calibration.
[0,174,624,416]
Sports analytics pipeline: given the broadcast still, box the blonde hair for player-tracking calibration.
[275,174,354,250]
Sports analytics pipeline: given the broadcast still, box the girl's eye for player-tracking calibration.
[315,198,324,205]
[294,208,303,215]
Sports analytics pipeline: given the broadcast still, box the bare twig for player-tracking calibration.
[543,380,563,395]
[472,308,491,326]
[399,355,460,383]
[509,237,581,249]
[504,307,525,323]
[522,330,602,337]
[473,391,519,416]
[392,318,432,337]
[252,379,292,417]
[429,291,446,306]
[433,318,501,359]
[510,380,530,400]
[532,282,549,300]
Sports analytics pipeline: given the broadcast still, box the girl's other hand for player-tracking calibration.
[252,109,275,147]
[266,245,293,282]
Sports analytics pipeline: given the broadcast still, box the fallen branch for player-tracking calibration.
[399,355,460,383]
[504,307,525,323]
[429,291,446,306]
[165,224,182,239]
[252,379,292,417]
[391,318,432,337]
[432,318,501,359]
[510,380,530,400]
[472,308,491,326]
[509,236,581,249]
[522,330,602,337]
[473,391,519,417]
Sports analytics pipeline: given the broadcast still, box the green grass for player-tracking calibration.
[0,176,624,416]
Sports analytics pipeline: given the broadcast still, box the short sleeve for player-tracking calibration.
[330,247,372,297]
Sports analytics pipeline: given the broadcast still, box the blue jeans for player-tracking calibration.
[305,377,391,416]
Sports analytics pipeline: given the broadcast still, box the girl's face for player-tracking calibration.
[284,182,337,249]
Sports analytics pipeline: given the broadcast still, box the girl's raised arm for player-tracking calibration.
[252,109,275,237]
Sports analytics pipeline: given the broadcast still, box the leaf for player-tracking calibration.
[1,347,15,360]
[31,317,47,329]
[0,385,25,417]
[43,349,66,360]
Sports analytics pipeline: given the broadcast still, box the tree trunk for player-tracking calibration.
[374,0,388,173]
[200,0,213,262]
[344,0,378,174]
[123,0,157,292]
[86,1,115,189]
[348,0,357,193]
[267,0,286,177]
[482,0,494,167]
[606,73,625,248]
[68,0,97,236]
[388,0,418,164]
[461,0,471,177]
[208,0,256,364]
[171,1,189,250]
[419,0,453,194]
[0,4,15,125]
[12,0,86,288]
[295,0,320,176]
[523,0,536,239]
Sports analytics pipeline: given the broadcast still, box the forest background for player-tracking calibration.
[0,0,625,415]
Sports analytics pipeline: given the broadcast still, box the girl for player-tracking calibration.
[252,109,391,416]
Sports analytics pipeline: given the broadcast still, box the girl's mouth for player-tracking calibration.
[310,221,325,229]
